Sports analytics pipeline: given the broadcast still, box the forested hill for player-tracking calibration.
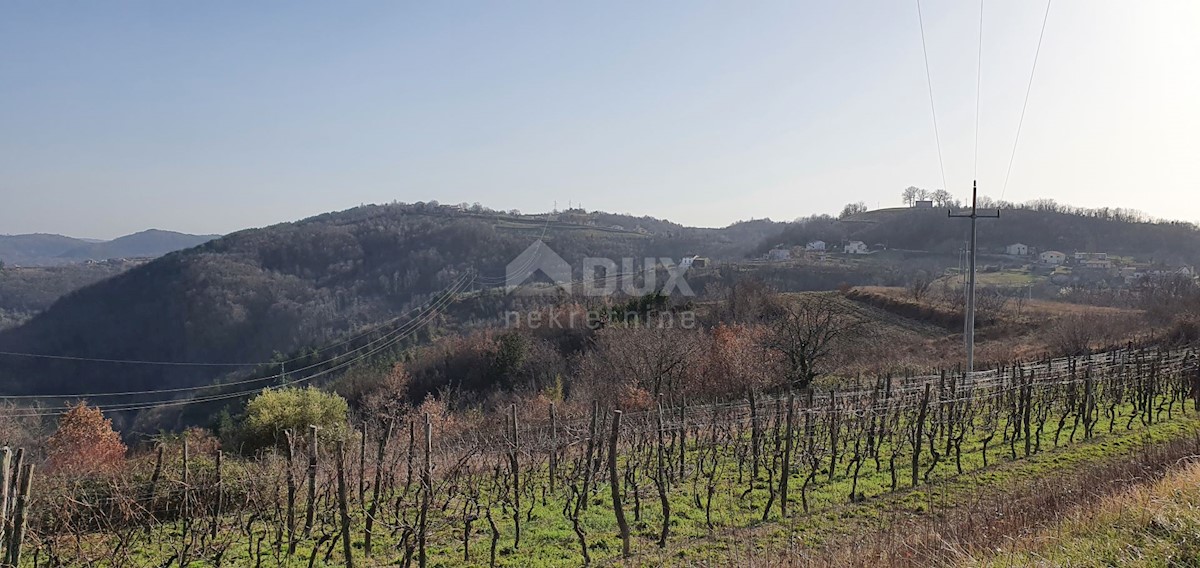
[763,206,1200,263]
[0,203,780,399]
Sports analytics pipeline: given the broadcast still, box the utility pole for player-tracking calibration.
[949,180,999,372]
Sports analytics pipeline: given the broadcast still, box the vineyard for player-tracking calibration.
[2,346,1199,567]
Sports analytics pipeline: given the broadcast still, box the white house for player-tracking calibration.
[768,248,792,261]
[1040,251,1066,265]
[1005,243,1029,256]
[805,240,826,252]
[844,241,868,255]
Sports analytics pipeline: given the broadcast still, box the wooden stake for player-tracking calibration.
[608,410,630,558]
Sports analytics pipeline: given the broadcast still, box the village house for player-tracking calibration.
[1005,243,1029,256]
[805,240,826,252]
[1074,252,1112,269]
[844,241,868,255]
[1039,251,1066,265]
[768,247,791,262]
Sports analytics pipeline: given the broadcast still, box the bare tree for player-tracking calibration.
[906,270,935,302]
[930,189,954,207]
[901,186,921,207]
[839,202,868,219]
[761,295,869,389]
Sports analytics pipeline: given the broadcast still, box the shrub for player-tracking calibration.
[240,387,349,453]
[46,403,127,476]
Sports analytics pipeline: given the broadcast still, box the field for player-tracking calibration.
[7,346,1200,567]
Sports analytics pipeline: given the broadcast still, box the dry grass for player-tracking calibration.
[970,454,1200,567]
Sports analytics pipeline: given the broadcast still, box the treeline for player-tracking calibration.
[764,198,1200,263]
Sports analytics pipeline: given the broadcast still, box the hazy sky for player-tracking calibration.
[2,1,1197,239]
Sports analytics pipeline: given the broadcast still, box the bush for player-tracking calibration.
[46,403,127,476]
[239,387,349,453]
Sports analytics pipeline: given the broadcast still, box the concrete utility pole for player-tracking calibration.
[949,181,999,372]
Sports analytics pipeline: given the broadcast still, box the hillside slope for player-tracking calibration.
[0,203,780,399]
[765,207,1200,263]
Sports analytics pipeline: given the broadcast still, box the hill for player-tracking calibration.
[0,260,143,330]
[0,233,92,266]
[0,229,219,266]
[55,229,220,262]
[0,203,781,406]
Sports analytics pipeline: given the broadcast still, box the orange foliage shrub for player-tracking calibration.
[46,403,127,476]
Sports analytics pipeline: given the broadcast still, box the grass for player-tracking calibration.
[23,397,1200,567]
[967,451,1200,567]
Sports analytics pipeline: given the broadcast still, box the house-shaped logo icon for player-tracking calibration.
[505,240,572,293]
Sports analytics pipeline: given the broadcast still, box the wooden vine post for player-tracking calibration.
[608,410,630,558]
[335,440,354,568]
[284,429,298,556]
[304,424,318,537]
[509,404,521,550]
[5,463,33,567]
[0,446,10,559]
[418,414,432,568]
[365,419,393,556]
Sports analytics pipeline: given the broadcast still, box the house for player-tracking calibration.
[1074,252,1112,269]
[679,255,710,269]
[768,247,792,261]
[844,241,868,255]
[1005,243,1029,256]
[914,200,934,208]
[1039,251,1066,265]
[805,240,826,252]
[609,224,626,231]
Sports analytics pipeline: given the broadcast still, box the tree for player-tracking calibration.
[839,202,868,219]
[361,362,412,421]
[931,189,955,207]
[906,270,935,301]
[46,402,127,476]
[901,186,921,207]
[241,387,349,452]
[761,295,868,389]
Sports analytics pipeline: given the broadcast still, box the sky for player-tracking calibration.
[1,1,1197,239]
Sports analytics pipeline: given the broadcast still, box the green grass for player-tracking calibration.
[24,401,1200,567]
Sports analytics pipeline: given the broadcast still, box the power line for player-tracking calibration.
[1000,0,1053,200]
[974,0,985,179]
[0,273,474,401]
[2,274,476,416]
[916,0,949,193]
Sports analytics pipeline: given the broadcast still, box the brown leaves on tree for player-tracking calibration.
[46,402,127,476]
